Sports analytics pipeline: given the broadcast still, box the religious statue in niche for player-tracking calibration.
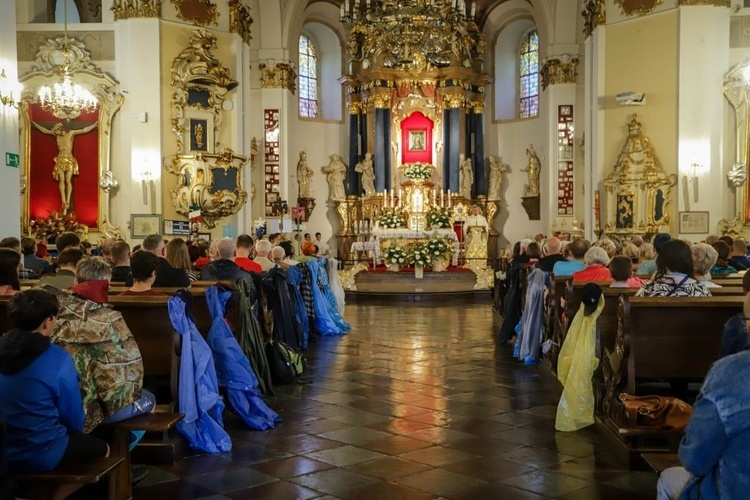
[521,145,541,197]
[464,204,489,264]
[322,154,347,201]
[459,153,473,199]
[296,151,314,198]
[31,121,98,214]
[355,152,375,196]
[487,155,507,201]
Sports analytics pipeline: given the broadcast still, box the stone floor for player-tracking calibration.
[133,298,657,499]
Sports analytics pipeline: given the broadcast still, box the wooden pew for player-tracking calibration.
[597,294,744,468]
[11,457,124,500]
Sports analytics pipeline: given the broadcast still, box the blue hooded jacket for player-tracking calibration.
[168,292,231,453]
[205,286,281,430]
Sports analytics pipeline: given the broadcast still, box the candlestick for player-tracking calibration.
[399,189,403,208]
[441,190,444,207]
[447,189,451,207]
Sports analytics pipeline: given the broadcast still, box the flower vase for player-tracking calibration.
[415,265,424,279]
[388,263,400,272]
[432,259,444,273]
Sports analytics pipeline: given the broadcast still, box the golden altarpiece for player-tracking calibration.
[329,0,501,265]
[602,115,676,239]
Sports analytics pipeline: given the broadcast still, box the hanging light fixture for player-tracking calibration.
[0,69,23,108]
[37,0,98,120]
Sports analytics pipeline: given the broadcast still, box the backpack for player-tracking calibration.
[266,340,307,384]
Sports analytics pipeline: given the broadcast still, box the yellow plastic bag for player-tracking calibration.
[555,294,604,432]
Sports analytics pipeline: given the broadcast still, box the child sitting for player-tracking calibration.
[609,255,646,288]
[0,290,109,476]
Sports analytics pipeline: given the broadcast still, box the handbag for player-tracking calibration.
[618,393,693,430]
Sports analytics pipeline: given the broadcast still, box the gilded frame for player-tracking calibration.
[131,214,163,238]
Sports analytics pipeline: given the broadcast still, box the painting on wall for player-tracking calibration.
[408,130,427,152]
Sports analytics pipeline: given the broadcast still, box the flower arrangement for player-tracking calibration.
[403,163,433,181]
[379,208,405,229]
[409,241,432,267]
[384,245,408,266]
[426,207,452,228]
[30,212,84,243]
[425,238,452,259]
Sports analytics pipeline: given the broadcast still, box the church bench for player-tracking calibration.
[641,452,681,474]
[103,412,184,499]
[11,456,124,500]
[597,295,742,468]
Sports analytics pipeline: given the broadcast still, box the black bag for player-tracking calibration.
[0,415,18,500]
[265,341,297,384]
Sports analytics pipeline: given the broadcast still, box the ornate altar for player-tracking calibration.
[19,36,123,236]
[724,61,750,234]
[603,115,676,238]
[164,29,245,228]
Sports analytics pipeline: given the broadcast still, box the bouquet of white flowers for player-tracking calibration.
[425,238,452,259]
[426,207,452,228]
[403,163,433,181]
[379,208,405,229]
[384,245,408,266]
[409,242,432,267]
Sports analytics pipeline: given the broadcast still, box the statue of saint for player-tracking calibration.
[521,144,541,197]
[322,154,347,201]
[354,152,375,196]
[459,153,473,199]
[464,204,489,264]
[297,150,314,198]
[32,121,98,213]
[487,155,507,201]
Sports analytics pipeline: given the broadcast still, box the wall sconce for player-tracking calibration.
[691,162,701,203]
[141,169,155,213]
[0,69,23,108]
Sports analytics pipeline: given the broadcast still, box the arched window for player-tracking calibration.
[519,30,539,118]
[298,34,319,118]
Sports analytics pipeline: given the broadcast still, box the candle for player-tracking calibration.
[340,3,344,16]
[399,189,403,207]
[441,190,444,207]
[448,189,451,207]
[391,189,394,208]
[471,1,476,16]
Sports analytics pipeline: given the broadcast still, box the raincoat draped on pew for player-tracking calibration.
[236,278,274,396]
[206,286,281,430]
[517,269,546,364]
[286,265,310,349]
[168,291,231,453]
[306,260,347,335]
[312,260,350,334]
[555,294,604,432]
[263,267,303,351]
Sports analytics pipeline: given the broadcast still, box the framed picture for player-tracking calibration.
[679,211,709,234]
[196,232,212,241]
[183,108,214,153]
[408,130,427,152]
[131,214,162,239]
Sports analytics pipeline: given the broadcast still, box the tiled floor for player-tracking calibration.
[133,298,657,499]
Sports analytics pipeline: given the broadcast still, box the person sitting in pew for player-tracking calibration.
[552,238,589,277]
[656,293,750,499]
[637,233,671,276]
[0,249,21,296]
[20,237,52,277]
[39,247,84,289]
[636,240,710,297]
[572,247,612,283]
[710,241,741,276]
[120,251,164,296]
[608,256,645,288]
[0,290,109,477]
[730,239,750,270]
[0,238,38,280]
[200,237,254,283]
[691,243,720,289]
[110,240,133,286]
[143,234,190,288]
[42,257,154,431]
[718,272,750,359]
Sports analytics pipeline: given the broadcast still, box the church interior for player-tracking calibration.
[0,0,748,498]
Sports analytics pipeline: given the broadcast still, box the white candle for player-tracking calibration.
[399,189,403,207]
[391,189,394,208]
[448,189,451,207]
[340,3,345,16]
[471,1,476,16]
[441,189,444,207]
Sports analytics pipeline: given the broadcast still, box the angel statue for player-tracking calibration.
[521,145,541,197]
[487,155,508,201]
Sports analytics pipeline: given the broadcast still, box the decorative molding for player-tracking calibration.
[229,0,253,45]
[718,214,745,239]
[679,0,729,5]
[582,0,606,38]
[615,0,662,16]
[17,32,115,62]
[348,100,364,114]
[171,0,219,27]
[99,171,119,193]
[368,93,391,109]
[259,61,297,95]
[470,100,484,114]
[441,92,464,109]
[540,57,579,90]
[112,0,161,20]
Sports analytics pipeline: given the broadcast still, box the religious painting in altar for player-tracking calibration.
[401,112,433,165]
[603,115,676,237]
[19,36,123,236]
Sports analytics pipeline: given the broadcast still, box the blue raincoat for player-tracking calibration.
[313,260,350,333]
[286,266,310,349]
[205,287,281,430]
[306,261,346,335]
[168,291,232,453]
[517,269,546,364]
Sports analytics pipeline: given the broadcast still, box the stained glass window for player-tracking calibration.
[519,30,539,118]
[299,35,319,118]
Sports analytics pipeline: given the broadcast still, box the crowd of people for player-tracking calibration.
[0,228,341,498]
[498,231,750,500]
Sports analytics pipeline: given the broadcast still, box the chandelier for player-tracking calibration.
[37,0,98,120]
[0,69,23,108]
[340,0,485,72]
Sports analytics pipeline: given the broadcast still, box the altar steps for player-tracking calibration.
[346,267,491,300]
